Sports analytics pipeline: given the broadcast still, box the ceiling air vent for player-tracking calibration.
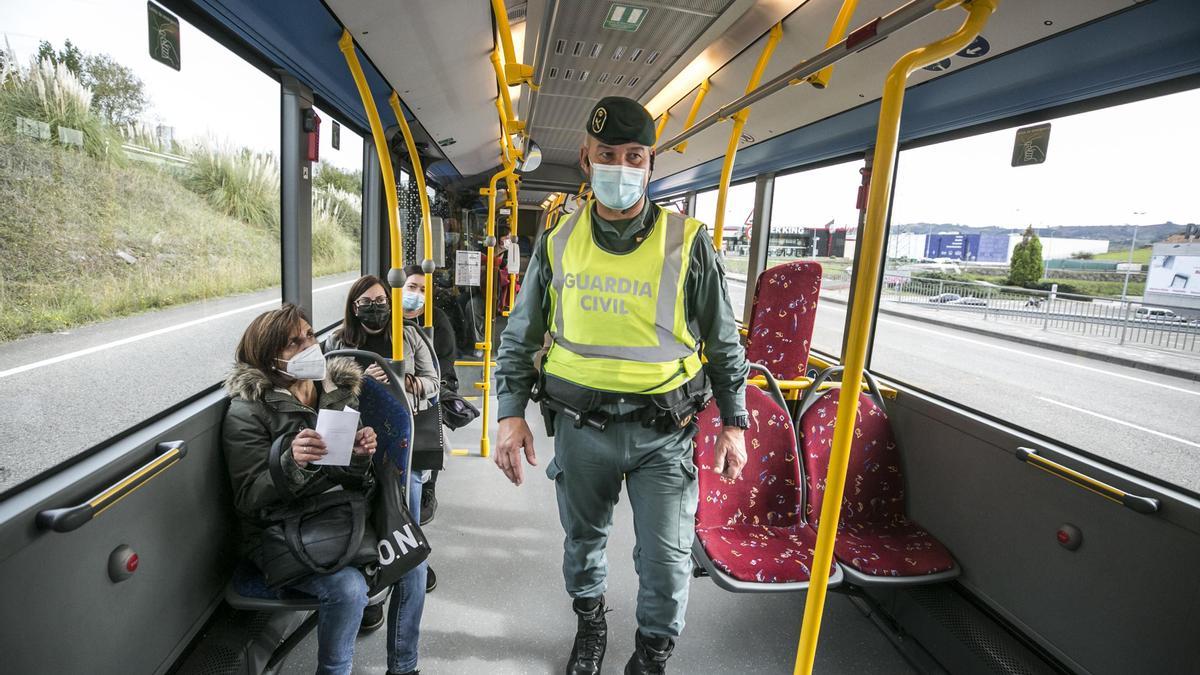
[548,66,559,79]
[630,48,643,62]
[555,39,567,55]
[579,70,590,82]
[613,74,624,85]
[598,72,609,83]
[589,43,603,58]
[646,50,660,65]
[611,46,625,61]
[627,76,639,87]
[563,68,574,80]
[573,41,585,57]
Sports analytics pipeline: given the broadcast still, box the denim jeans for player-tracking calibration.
[387,473,427,673]
[288,567,369,675]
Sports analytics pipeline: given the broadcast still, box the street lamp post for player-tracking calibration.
[1118,212,1145,345]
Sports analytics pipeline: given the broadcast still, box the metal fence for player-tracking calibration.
[888,276,1200,353]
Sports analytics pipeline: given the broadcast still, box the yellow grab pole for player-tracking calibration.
[713,23,782,252]
[655,112,670,143]
[491,0,533,86]
[387,92,435,329]
[792,3,997,673]
[478,164,518,457]
[339,30,405,361]
[805,0,861,89]
[672,79,711,154]
[491,49,524,136]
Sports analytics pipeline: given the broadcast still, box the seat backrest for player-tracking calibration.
[693,386,804,529]
[798,388,906,531]
[358,376,414,476]
[745,261,823,381]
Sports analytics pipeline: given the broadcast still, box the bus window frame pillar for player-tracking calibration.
[280,73,314,317]
[743,172,775,326]
[361,143,384,277]
[685,191,697,218]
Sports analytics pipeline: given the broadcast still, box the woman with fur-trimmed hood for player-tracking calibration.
[221,304,381,675]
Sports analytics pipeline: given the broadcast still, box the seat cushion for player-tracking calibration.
[832,521,956,576]
[696,524,836,583]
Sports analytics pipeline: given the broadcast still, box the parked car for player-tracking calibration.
[1134,307,1188,323]
[954,296,988,307]
[928,293,961,303]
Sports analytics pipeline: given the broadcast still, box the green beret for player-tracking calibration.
[586,96,656,146]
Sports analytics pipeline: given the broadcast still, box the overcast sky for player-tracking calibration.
[5,1,1196,227]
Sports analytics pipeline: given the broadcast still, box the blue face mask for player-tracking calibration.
[402,290,425,312]
[589,162,647,211]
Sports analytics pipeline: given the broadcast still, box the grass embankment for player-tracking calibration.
[1093,247,1153,264]
[948,272,1144,298]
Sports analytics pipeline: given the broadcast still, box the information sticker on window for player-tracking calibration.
[456,250,482,287]
[147,2,181,71]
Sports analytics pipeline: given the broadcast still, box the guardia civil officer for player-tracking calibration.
[494,96,749,674]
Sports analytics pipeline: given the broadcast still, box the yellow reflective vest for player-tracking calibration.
[544,206,705,394]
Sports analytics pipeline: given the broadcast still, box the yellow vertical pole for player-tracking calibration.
[387,93,435,329]
[792,3,997,673]
[671,79,710,154]
[655,112,670,143]
[491,0,532,86]
[804,0,862,89]
[338,30,405,361]
[713,23,782,252]
[491,49,525,136]
[479,164,517,458]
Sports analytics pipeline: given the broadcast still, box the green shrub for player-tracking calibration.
[314,185,361,237]
[0,57,124,161]
[1008,226,1044,287]
[182,144,279,230]
[314,161,362,195]
[312,195,358,276]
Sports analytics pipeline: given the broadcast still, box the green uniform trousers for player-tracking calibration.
[545,403,699,638]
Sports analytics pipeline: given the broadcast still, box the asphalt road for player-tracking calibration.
[729,278,1200,492]
[2,273,1197,494]
[0,271,360,492]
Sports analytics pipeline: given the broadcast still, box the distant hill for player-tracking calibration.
[892,223,1191,251]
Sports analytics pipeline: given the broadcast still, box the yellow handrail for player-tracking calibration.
[491,0,533,87]
[655,112,670,143]
[713,23,782,252]
[804,0,861,89]
[491,49,524,136]
[479,164,517,458]
[672,79,710,154]
[793,2,997,672]
[387,92,435,329]
[338,30,405,361]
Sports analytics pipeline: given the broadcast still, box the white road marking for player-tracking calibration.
[813,300,1200,398]
[1037,397,1200,449]
[0,279,356,380]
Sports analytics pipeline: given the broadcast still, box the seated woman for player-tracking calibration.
[221,304,388,675]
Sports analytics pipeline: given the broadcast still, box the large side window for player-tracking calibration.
[874,88,1200,490]
[310,108,364,329]
[695,182,755,319]
[767,159,865,358]
[0,1,281,491]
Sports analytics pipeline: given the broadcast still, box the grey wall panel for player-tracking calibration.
[886,390,1200,675]
[0,393,236,674]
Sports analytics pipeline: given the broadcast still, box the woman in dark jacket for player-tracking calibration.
[222,304,385,675]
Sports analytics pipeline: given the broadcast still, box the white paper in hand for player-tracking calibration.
[312,407,360,466]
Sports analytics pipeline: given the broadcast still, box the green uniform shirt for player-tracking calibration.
[496,201,748,420]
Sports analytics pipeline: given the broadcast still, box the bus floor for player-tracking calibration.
[279,396,915,674]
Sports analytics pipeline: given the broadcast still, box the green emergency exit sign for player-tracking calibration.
[604,4,648,32]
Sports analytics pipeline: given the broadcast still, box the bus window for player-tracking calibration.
[310,108,364,330]
[0,0,282,492]
[875,88,1200,491]
[768,159,866,358]
[695,181,754,319]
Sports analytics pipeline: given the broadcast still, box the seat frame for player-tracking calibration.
[796,367,959,587]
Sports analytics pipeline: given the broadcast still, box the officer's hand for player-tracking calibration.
[495,417,538,486]
[713,427,746,481]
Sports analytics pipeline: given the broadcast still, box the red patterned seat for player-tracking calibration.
[745,261,823,382]
[799,388,957,580]
[692,386,839,589]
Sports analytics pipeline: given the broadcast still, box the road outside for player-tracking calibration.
[1,272,1197,495]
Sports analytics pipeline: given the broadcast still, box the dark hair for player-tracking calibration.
[235,304,310,389]
[338,274,390,349]
[403,264,424,278]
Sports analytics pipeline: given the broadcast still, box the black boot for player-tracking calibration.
[624,630,674,675]
[566,596,607,675]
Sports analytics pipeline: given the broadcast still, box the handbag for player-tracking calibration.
[411,396,446,471]
[440,388,480,430]
[256,436,379,590]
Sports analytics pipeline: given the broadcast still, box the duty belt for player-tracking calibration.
[532,372,711,435]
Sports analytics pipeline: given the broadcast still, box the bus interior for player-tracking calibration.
[0,0,1198,673]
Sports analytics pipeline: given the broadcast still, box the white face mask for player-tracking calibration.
[276,342,326,381]
[590,162,647,211]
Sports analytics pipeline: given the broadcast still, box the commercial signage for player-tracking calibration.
[1148,255,1200,297]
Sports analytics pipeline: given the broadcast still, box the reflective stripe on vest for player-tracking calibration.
[545,205,704,393]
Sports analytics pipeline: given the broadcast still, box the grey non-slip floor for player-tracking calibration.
[281,390,915,674]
